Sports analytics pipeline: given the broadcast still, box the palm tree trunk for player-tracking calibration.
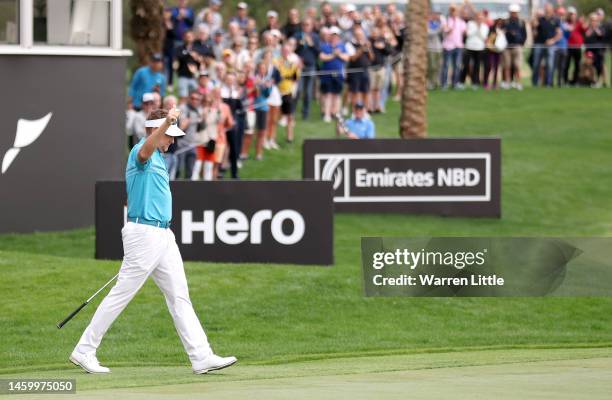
[130,0,164,66]
[399,0,429,138]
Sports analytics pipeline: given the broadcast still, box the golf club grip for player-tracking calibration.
[57,301,88,329]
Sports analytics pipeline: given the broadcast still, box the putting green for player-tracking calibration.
[2,348,611,399]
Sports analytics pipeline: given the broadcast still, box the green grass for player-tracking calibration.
[1,88,611,378]
[2,348,611,394]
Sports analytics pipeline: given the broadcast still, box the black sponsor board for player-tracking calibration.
[303,139,501,217]
[0,55,126,233]
[96,181,334,265]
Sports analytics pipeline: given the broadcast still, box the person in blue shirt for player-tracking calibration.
[319,26,350,122]
[70,108,237,375]
[128,53,167,110]
[230,2,250,31]
[338,102,375,139]
[171,0,195,41]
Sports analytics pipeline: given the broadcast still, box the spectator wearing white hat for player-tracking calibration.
[270,29,283,43]
[260,10,280,36]
[338,4,356,32]
[126,93,155,148]
[231,2,250,31]
[319,26,350,123]
[502,4,527,89]
[253,30,281,64]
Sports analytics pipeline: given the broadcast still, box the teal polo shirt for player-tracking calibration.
[126,138,172,223]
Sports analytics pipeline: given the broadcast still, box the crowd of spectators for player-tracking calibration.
[428,2,611,90]
[127,0,402,180]
[126,0,611,180]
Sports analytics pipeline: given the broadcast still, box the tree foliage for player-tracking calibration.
[569,0,612,17]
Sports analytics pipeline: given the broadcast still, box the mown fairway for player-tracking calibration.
[1,88,611,396]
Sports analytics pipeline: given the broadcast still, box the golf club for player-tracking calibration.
[56,273,119,329]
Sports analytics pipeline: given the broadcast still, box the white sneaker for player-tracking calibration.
[515,83,523,91]
[69,351,110,374]
[323,115,332,123]
[270,140,280,150]
[263,139,270,150]
[278,116,287,127]
[501,81,510,90]
[342,107,349,116]
[193,354,237,374]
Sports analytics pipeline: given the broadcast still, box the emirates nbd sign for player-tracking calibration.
[303,139,501,217]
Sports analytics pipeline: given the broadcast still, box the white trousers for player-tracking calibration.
[75,222,212,365]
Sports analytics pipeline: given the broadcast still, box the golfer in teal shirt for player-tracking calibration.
[71,108,237,375]
[126,137,173,225]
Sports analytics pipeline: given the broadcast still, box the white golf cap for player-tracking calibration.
[508,4,520,13]
[142,92,155,103]
[144,118,186,137]
[346,4,357,12]
[267,10,278,18]
[567,6,577,14]
[329,26,342,35]
[237,2,247,9]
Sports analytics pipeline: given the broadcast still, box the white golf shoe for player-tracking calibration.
[193,354,237,374]
[69,351,110,374]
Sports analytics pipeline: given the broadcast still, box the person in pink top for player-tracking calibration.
[441,5,467,88]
